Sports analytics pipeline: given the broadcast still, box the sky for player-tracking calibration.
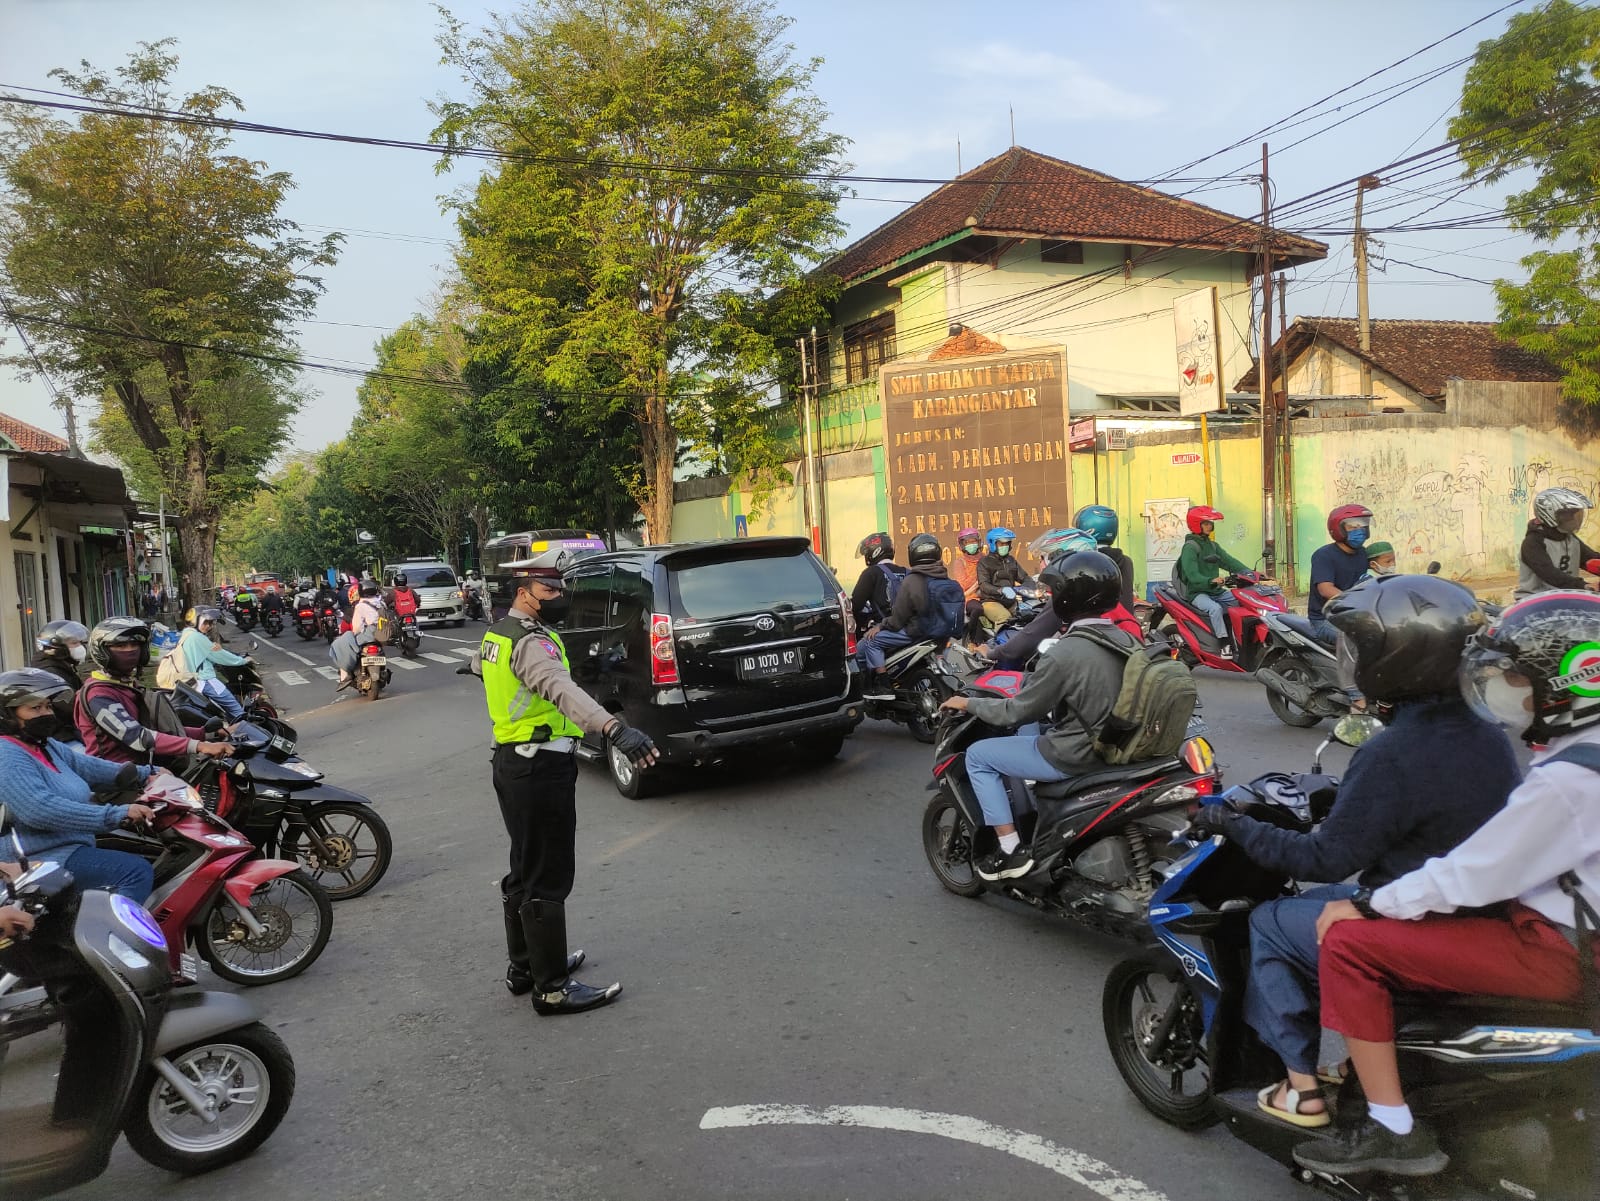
[0,0,1554,454]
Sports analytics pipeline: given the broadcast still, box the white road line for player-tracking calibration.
[386,657,425,670]
[313,666,339,680]
[274,646,319,666]
[422,651,459,664]
[698,1106,1168,1201]
[421,631,483,644]
[277,671,308,686]
[451,646,478,657]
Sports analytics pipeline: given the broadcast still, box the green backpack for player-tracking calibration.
[1069,625,1199,765]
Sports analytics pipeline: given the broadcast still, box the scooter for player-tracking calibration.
[1256,609,1347,728]
[0,849,295,1196]
[862,640,969,742]
[396,612,421,659]
[96,774,333,987]
[1146,573,1287,672]
[463,584,487,622]
[260,608,283,638]
[317,602,341,643]
[1101,713,1600,1201]
[231,595,258,633]
[921,668,1220,940]
[355,640,390,702]
[293,598,319,640]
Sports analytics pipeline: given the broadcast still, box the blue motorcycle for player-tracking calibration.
[1102,715,1600,1200]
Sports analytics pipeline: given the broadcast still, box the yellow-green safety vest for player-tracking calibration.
[479,616,583,745]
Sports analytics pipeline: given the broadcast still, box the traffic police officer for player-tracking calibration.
[473,554,658,1015]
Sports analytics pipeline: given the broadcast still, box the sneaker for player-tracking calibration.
[975,846,1035,881]
[1217,644,1236,660]
[1292,1117,1448,1178]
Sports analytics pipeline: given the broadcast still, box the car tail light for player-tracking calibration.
[838,590,856,655]
[650,613,679,685]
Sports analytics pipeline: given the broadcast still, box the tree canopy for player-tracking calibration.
[0,40,339,594]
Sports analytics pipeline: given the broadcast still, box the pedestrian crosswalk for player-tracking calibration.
[274,643,475,690]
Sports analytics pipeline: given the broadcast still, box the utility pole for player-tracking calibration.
[1354,174,1381,400]
[796,333,822,555]
[1259,143,1277,578]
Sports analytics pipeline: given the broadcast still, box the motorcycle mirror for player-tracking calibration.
[1331,713,1382,748]
[1426,561,1441,575]
[1587,558,1600,575]
[203,716,226,734]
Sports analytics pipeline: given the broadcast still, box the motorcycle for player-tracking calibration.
[977,582,1046,641]
[181,721,393,901]
[231,595,258,633]
[921,667,1220,939]
[1101,713,1600,1201]
[355,640,390,702]
[95,774,333,986]
[293,600,319,640]
[260,608,283,638]
[1255,609,1348,728]
[0,847,295,1195]
[396,612,421,659]
[463,583,487,622]
[317,601,341,643]
[864,641,969,742]
[209,654,280,728]
[1146,572,1288,673]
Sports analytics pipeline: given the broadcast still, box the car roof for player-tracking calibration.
[566,536,812,568]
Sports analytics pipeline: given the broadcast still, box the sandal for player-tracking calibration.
[1317,1061,1350,1086]
[1256,1080,1330,1128]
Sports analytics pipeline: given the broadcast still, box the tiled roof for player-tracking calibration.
[928,327,1008,360]
[821,146,1327,284]
[1234,317,1563,397]
[0,411,70,453]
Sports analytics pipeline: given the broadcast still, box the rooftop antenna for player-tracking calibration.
[1009,104,1015,147]
[956,134,962,174]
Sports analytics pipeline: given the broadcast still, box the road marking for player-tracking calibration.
[269,645,319,666]
[422,651,459,664]
[277,671,308,686]
[421,630,489,644]
[698,1106,1169,1201]
[387,656,425,670]
[451,646,478,657]
[313,666,339,680]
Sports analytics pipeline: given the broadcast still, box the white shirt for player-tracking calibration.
[1373,724,1600,928]
[351,598,385,636]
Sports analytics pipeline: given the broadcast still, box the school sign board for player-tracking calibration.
[880,347,1070,559]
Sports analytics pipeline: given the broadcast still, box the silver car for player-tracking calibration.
[388,560,465,627]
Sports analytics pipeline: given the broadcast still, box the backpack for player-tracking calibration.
[877,561,905,606]
[154,639,190,690]
[919,577,968,641]
[1069,624,1198,765]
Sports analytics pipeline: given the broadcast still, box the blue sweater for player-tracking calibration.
[1227,698,1519,887]
[0,736,152,862]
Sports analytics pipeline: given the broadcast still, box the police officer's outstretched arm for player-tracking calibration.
[509,636,660,768]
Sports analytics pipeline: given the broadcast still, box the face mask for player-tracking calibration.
[535,593,570,625]
[19,714,58,743]
[1369,560,1397,577]
[996,546,1010,558]
[962,543,981,556]
[1346,527,1370,548]
[109,647,144,676]
[69,643,87,663]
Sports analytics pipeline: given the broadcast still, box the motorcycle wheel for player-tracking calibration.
[197,870,333,986]
[1102,953,1217,1130]
[297,628,315,641]
[1265,654,1323,729]
[361,668,383,702]
[921,791,983,898]
[903,670,942,744]
[123,1021,295,1174]
[283,802,393,900]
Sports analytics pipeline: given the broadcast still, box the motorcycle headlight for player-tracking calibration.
[110,894,167,951]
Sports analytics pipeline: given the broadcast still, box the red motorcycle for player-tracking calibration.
[1145,573,1287,673]
[98,773,333,986]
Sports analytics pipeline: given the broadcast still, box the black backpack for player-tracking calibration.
[919,577,968,641]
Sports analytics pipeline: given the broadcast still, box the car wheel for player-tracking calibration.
[606,738,657,800]
[454,619,465,628]
[802,733,846,760]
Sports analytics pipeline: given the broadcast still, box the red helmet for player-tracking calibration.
[1185,505,1224,535]
[1327,504,1374,544]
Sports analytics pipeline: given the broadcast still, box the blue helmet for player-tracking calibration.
[1073,505,1119,547]
[1028,528,1097,561]
[985,527,1016,553]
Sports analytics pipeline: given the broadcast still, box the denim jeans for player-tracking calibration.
[965,730,1067,828]
[859,627,915,671]
[1308,617,1339,650]
[196,676,244,720]
[63,845,155,903]
[1243,883,1360,1075]
[1192,591,1238,641]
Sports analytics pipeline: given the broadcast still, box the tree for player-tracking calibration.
[0,41,339,596]
[1452,0,1600,434]
[432,0,845,540]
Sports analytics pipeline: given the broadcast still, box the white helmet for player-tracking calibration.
[1533,487,1593,532]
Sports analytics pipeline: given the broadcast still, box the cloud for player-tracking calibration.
[941,42,1166,122]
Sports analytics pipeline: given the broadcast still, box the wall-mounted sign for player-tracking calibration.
[1171,452,1202,466]
[881,347,1070,557]
[1174,286,1226,416]
[1105,427,1130,451]
[1069,417,1097,451]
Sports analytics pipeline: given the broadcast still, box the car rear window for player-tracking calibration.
[405,568,457,588]
[671,554,831,621]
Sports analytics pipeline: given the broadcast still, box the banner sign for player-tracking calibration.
[1174,286,1226,416]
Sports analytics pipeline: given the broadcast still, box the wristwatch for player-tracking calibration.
[1349,886,1380,919]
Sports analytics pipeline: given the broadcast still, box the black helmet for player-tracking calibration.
[394,572,409,588]
[1460,589,1600,743]
[88,617,152,677]
[1326,574,1484,702]
[858,532,894,564]
[36,619,90,653]
[359,579,382,598]
[0,668,72,734]
[906,533,942,567]
[1042,550,1121,625]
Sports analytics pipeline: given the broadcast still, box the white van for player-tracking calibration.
[387,559,464,627]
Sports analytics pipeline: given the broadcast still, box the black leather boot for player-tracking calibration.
[519,899,620,1016]
[503,887,583,995]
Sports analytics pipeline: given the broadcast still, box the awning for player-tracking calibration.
[9,450,136,509]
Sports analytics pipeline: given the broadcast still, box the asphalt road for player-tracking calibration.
[61,619,1362,1201]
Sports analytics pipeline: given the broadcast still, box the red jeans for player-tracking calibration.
[1320,904,1583,1043]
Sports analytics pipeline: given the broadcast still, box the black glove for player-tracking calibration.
[1188,802,1241,840]
[608,723,657,767]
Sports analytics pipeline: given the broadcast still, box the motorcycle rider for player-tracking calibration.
[849,532,907,633]
[976,527,1030,627]
[1515,487,1598,598]
[74,618,232,768]
[1190,574,1518,1130]
[329,579,388,692]
[1176,505,1252,658]
[0,669,156,901]
[939,552,1135,881]
[391,572,421,620]
[950,527,986,642]
[1074,504,1135,610]
[984,533,1144,668]
[858,533,953,699]
[175,607,249,720]
[1309,504,1373,648]
[261,583,285,620]
[1306,589,1600,1178]
[32,619,90,738]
